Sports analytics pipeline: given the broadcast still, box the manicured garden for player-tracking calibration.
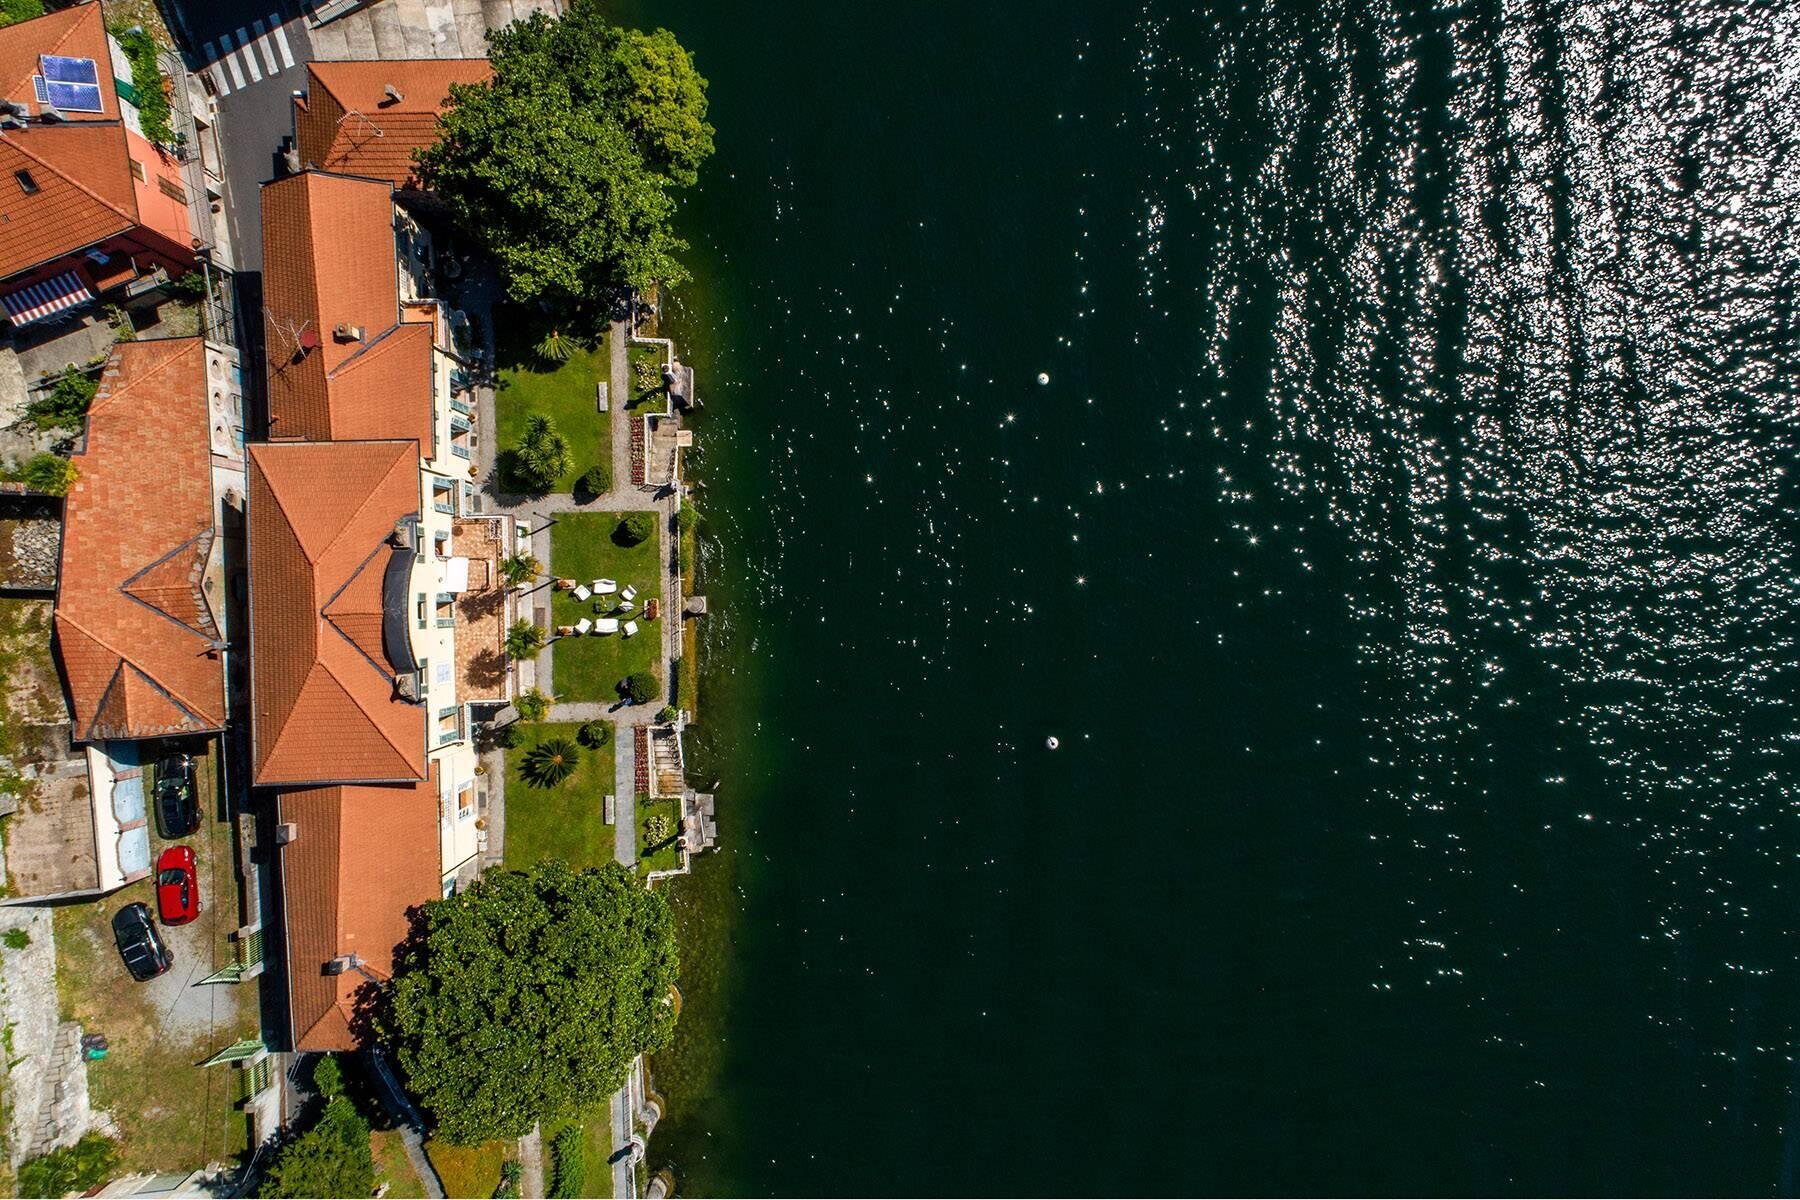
[494,321,611,495]
[635,796,683,877]
[548,512,664,704]
[502,722,616,872]
[627,342,667,410]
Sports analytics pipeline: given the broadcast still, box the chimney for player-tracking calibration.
[323,953,362,976]
[275,822,298,845]
[333,323,365,342]
[383,84,403,104]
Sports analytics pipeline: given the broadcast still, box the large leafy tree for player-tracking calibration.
[416,2,714,302]
[383,860,679,1144]
[258,1097,373,1198]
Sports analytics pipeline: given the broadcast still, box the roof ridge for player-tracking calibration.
[4,126,138,228]
[314,440,418,563]
[120,527,217,639]
[88,337,198,416]
[324,321,409,378]
[253,440,414,564]
[56,608,217,728]
[272,657,418,781]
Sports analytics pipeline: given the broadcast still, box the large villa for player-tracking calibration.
[252,164,513,1049]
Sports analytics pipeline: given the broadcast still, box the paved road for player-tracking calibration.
[165,1,317,273]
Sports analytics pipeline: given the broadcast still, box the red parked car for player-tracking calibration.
[155,846,200,926]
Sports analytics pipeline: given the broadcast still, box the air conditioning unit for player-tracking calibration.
[275,822,298,845]
[323,953,362,976]
[333,323,364,342]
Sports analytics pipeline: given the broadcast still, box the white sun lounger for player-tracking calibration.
[618,599,635,612]
[622,620,639,638]
[596,618,620,634]
[621,584,638,602]
[595,578,617,594]
[573,584,592,601]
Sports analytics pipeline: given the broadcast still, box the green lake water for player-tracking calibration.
[617,0,1800,1192]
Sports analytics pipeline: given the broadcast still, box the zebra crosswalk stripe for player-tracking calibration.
[251,20,279,73]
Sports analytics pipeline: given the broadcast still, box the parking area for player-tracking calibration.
[50,734,262,1172]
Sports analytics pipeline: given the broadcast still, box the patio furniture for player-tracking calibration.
[575,618,592,635]
[555,578,575,590]
[645,598,659,621]
[621,584,638,602]
[623,620,639,638]
[596,618,620,634]
[574,584,592,601]
[596,579,618,594]
[619,600,635,613]
[555,625,576,637]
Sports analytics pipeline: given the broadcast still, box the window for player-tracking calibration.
[434,532,449,560]
[437,706,461,746]
[431,478,454,515]
[157,175,187,203]
[457,782,476,821]
[435,593,454,628]
[450,416,473,460]
[129,158,146,182]
[14,169,37,195]
[415,592,426,630]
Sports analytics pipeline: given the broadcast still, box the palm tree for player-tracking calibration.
[504,619,544,661]
[521,737,580,788]
[535,328,577,364]
[515,414,571,490]
[501,552,541,587]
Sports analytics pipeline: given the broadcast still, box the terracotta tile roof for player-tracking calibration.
[279,770,441,1050]
[248,439,428,786]
[0,3,143,282]
[0,3,116,125]
[259,170,434,449]
[294,58,491,189]
[53,337,224,742]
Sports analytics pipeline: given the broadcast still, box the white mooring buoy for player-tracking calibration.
[1037,372,1051,386]
[1046,736,1060,750]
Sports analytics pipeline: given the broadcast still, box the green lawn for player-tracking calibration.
[371,1128,427,1199]
[636,796,683,877]
[502,722,615,872]
[542,1113,615,1199]
[494,324,610,495]
[626,342,667,411]
[548,513,664,705]
[424,1138,509,1200]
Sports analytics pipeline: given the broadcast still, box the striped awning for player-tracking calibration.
[2,270,94,326]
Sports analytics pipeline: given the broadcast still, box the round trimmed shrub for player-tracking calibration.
[614,511,654,546]
[576,720,610,749]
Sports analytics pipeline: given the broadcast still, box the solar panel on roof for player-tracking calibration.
[41,56,99,85]
[45,81,102,113]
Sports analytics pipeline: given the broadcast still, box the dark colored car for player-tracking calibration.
[111,902,172,981]
[153,753,198,839]
[155,845,200,926]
